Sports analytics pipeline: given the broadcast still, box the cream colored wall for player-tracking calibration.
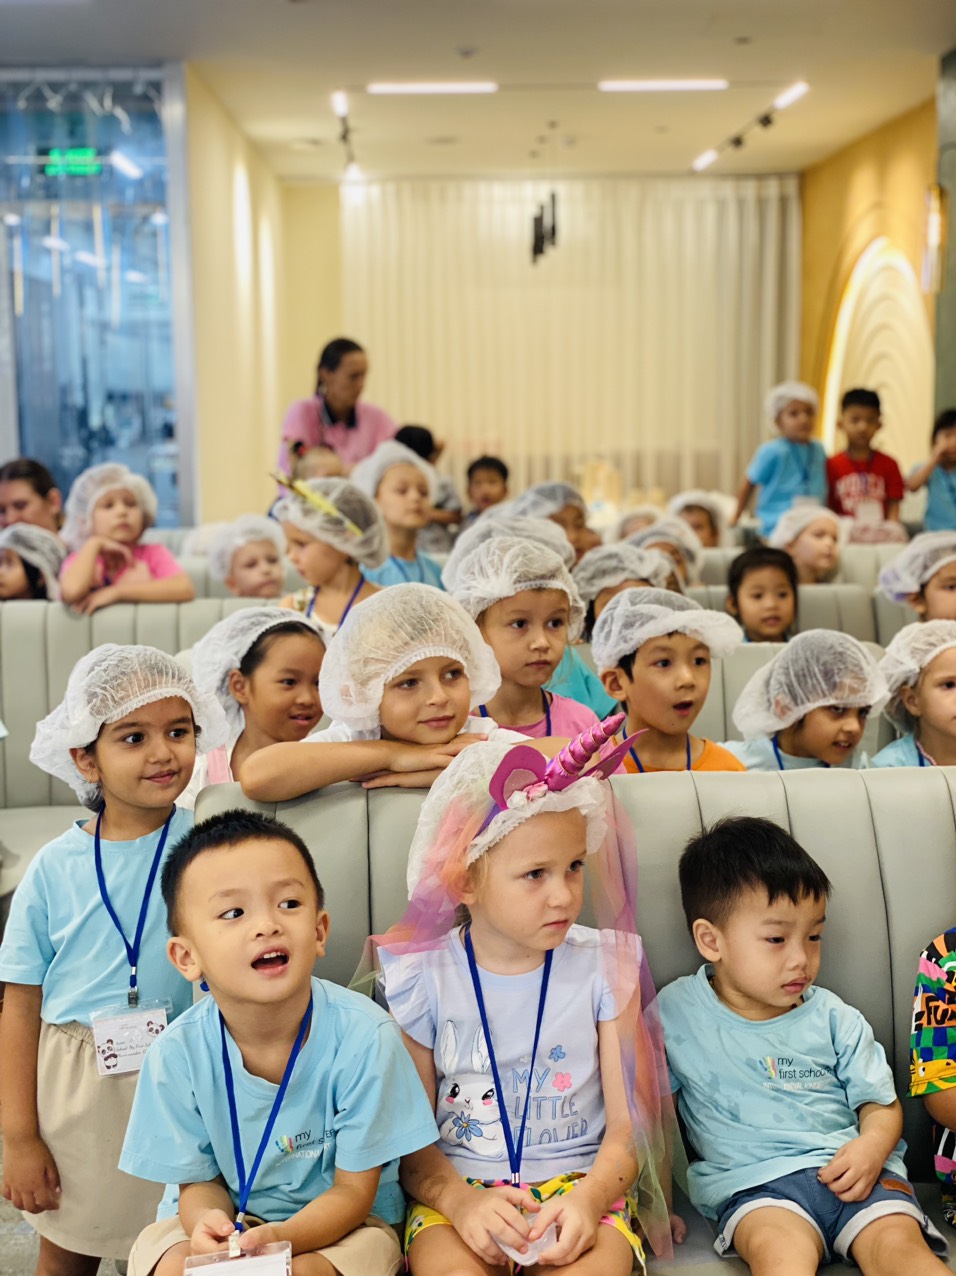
[278,185,343,415]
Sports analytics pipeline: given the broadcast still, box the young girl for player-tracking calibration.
[0,523,65,600]
[206,514,287,599]
[370,725,676,1274]
[242,583,522,801]
[451,537,599,737]
[627,518,702,587]
[512,482,592,562]
[668,490,727,549]
[723,629,887,770]
[573,543,672,641]
[612,505,664,541]
[182,609,325,806]
[769,504,843,584]
[872,621,956,766]
[725,545,798,642]
[275,475,385,640]
[59,464,194,613]
[880,532,956,622]
[0,644,227,1270]
[0,458,63,535]
[351,440,444,588]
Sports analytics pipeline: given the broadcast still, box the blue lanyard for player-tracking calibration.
[94,806,174,1007]
[390,554,424,583]
[478,690,552,737]
[306,576,364,626]
[771,735,829,770]
[917,742,932,767]
[464,928,551,1185]
[221,993,313,1230]
[939,467,956,511]
[788,441,813,491]
[629,736,692,773]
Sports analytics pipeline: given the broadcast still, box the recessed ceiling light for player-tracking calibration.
[74,250,106,267]
[331,91,349,119]
[366,81,498,95]
[41,235,70,251]
[111,150,143,179]
[598,79,728,93]
[773,81,809,110]
[692,148,719,172]
[3,212,21,227]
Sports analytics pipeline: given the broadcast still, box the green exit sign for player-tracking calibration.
[43,147,102,176]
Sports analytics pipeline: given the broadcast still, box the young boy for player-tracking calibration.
[732,381,827,537]
[464,454,509,525]
[592,586,746,772]
[907,409,956,532]
[120,810,439,1276]
[661,817,948,1274]
[827,388,904,521]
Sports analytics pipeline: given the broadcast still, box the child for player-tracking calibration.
[206,515,287,599]
[0,645,227,1267]
[662,817,948,1273]
[827,388,904,521]
[290,440,346,480]
[59,463,194,613]
[910,922,956,1229]
[182,609,326,806]
[879,532,956,622]
[572,543,672,641]
[733,381,827,537]
[723,630,886,770]
[395,424,463,555]
[769,505,843,585]
[613,505,664,540]
[120,810,439,1276]
[373,726,675,1273]
[725,546,798,643]
[668,490,727,549]
[451,537,600,737]
[0,457,63,535]
[513,482,592,561]
[465,454,509,524]
[872,621,956,766]
[907,408,956,532]
[0,523,66,600]
[627,518,702,587]
[275,476,385,642]
[241,583,517,802]
[351,440,444,588]
[592,587,745,772]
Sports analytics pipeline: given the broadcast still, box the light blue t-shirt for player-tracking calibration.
[120,976,438,1226]
[0,808,194,1026]
[747,438,828,537]
[658,966,906,1218]
[721,737,867,772]
[923,466,956,533]
[547,646,618,719]
[363,553,444,589]
[870,734,926,768]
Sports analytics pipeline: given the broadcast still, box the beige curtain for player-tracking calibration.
[340,176,801,500]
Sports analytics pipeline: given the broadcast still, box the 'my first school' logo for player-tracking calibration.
[755,1056,834,1089]
[275,1129,334,1158]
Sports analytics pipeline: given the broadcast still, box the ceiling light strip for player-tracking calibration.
[366,81,498,95]
[598,79,728,92]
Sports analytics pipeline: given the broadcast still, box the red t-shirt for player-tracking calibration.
[827,449,904,517]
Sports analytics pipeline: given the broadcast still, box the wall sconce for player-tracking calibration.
[923,183,946,294]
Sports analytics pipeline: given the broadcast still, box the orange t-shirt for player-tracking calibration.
[620,738,747,774]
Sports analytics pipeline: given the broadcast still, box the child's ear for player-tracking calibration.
[725,595,739,618]
[691,918,722,962]
[899,683,922,720]
[600,667,629,701]
[228,668,251,706]
[908,591,928,618]
[70,745,100,786]
[49,488,63,516]
[314,910,331,960]
[224,574,240,597]
[167,934,204,985]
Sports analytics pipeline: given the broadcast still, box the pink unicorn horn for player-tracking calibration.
[543,713,626,791]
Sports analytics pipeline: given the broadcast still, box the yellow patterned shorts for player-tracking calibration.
[404,1171,645,1271]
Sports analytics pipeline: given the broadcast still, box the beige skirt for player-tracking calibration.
[128,1214,402,1276]
[30,1019,164,1259]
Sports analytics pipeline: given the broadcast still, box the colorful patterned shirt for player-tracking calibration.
[910,928,956,1222]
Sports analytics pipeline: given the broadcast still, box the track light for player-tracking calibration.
[331,90,349,119]
[692,149,719,172]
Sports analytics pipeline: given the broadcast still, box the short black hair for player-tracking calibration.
[841,388,881,413]
[678,816,831,932]
[315,337,364,394]
[727,546,798,610]
[395,425,436,459]
[21,558,47,600]
[238,620,324,678]
[933,408,956,442]
[467,455,509,484]
[161,809,324,933]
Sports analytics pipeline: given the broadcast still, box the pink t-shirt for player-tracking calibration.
[60,542,184,588]
[507,693,602,740]
[278,396,397,469]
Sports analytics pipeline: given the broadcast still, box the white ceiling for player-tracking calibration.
[2,0,956,181]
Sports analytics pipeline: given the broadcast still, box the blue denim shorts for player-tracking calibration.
[715,1167,948,1265]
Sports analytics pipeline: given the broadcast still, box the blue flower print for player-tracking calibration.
[549,1045,566,1063]
[452,1113,484,1142]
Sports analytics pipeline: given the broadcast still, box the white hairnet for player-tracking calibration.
[879,532,956,602]
[442,514,575,591]
[668,490,728,541]
[880,620,956,730]
[61,463,158,551]
[573,543,671,604]
[627,517,703,580]
[206,516,287,581]
[512,482,586,522]
[450,537,585,638]
[181,523,230,557]
[591,587,742,673]
[769,504,845,550]
[732,629,888,739]
[273,477,388,569]
[349,441,437,503]
[319,583,501,732]
[30,644,230,807]
[0,524,65,598]
[191,608,325,733]
[611,505,665,541]
[765,381,819,426]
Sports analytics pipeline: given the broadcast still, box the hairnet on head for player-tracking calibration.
[30,644,230,807]
[668,490,728,540]
[349,441,437,503]
[319,583,500,732]
[765,381,819,426]
[206,516,287,581]
[191,608,325,733]
[450,537,585,638]
[627,517,703,580]
[612,505,665,541]
[0,524,65,598]
[880,620,956,731]
[732,630,888,739]
[769,504,845,550]
[573,543,671,604]
[273,477,388,569]
[879,532,956,602]
[442,514,575,591]
[591,587,742,673]
[512,482,587,522]
[61,463,158,551]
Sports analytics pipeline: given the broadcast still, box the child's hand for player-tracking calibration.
[189,1209,236,1254]
[387,735,485,773]
[670,1211,688,1244]
[74,584,120,615]
[97,538,134,571]
[446,1184,537,1265]
[818,1135,885,1202]
[1,1133,61,1213]
[361,768,445,790]
[530,1189,601,1265]
[237,1222,283,1252]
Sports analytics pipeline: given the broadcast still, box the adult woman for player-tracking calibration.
[0,458,63,535]
[278,337,396,472]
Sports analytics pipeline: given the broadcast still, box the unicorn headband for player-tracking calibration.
[271,472,364,539]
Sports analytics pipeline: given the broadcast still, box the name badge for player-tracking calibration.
[90,999,171,1077]
[185,1241,292,1276]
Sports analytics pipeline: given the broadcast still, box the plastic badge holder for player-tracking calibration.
[184,1240,291,1276]
[494,1219,558,1267]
